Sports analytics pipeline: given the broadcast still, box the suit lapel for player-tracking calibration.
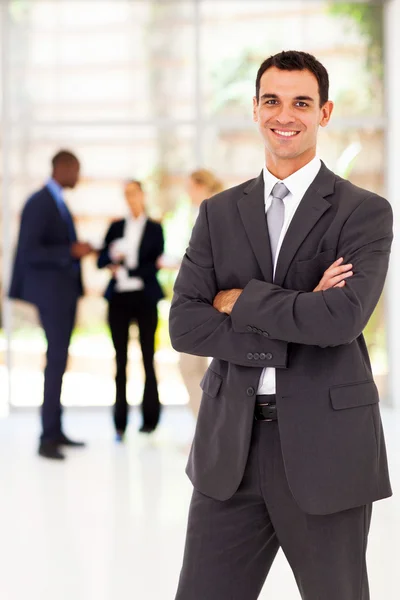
[138,219,150,260]
[274,162,336,287]
[44,187,70,239]
[237,172,274,283]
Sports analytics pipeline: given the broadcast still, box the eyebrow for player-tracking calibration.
[260,93,315,103]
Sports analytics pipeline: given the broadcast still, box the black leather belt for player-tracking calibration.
[254,394,277,421]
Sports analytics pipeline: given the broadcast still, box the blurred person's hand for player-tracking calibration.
[109,264,120,277]
[71,242,93,259]
[109,239,127,263]
[156,257,163,269]
[313,258,353,292]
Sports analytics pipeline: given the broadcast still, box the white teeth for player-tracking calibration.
[274,130,298,137]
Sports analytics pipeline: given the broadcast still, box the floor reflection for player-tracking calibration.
[0,407,398,599]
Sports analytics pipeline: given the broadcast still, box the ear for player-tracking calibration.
[320,100,334,128]
[252,96,259,123]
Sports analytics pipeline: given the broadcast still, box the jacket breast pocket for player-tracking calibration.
[330,380,379,410]
[294,248,337,273]
[292,249,337,291]
[200,368,223,398]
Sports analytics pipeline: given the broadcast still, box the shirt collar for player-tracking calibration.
[127,213,147,226]
[263,156,321,200]
[46,177,64,203]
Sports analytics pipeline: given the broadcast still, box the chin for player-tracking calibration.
[271,149,301,160]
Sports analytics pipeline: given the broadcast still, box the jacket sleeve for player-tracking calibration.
[231,194,393,348]
[21,198,72,267]
[169,200,288,368]
[97,223,115,269]
[127,223,164,280]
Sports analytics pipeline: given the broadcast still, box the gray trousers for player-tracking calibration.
[175,421,371,600]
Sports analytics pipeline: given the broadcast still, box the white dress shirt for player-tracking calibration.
[110,214,147,292]
[257,156,322,394]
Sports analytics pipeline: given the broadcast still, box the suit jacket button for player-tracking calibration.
[257,329,263,334]
[263,332,269,337]
[247,353,253,360]
[266,353,273,360]
[260,353,266,360]
[253,353,260,360]
[247,387,255,397]
[246,325,253,332]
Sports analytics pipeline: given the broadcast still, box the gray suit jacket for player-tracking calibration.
[169,162,393,516]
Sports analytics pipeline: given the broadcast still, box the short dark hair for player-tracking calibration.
[125,179,143,191]
[52,150,79,169]
[255,50,329,107]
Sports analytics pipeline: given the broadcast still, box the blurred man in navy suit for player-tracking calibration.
[9,150,93,460]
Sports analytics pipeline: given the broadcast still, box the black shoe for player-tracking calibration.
[38,442,65,460]
[56,433,86,447]
[139,424,156,434]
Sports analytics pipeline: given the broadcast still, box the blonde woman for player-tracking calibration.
[179,170,223,418]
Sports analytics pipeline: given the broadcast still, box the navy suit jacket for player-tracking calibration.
[9,187,83,309]
[97,218,164,304]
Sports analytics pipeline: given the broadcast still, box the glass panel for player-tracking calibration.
[8,0,196,124]
[1,0,388,408]
[200,0,384,119]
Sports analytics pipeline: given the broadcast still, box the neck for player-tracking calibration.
[265,149,316,180]
[130,210,144,220]
[51,174,64,188]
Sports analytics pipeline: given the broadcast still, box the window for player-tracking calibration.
[1,0,387,407]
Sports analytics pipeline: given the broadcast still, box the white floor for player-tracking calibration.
[0,407,399,600]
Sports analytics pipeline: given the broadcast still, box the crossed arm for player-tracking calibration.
[169,195,392,362]
[222,197,392,348]
[213,256,353,315]
[169,202,288,367]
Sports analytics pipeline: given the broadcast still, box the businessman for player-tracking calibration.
[170,51,393,599]
[10,150,92,460]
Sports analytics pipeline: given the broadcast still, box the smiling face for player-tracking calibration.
[253,67,333,177]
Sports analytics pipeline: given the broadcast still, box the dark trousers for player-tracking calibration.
[176,421,371,600]
[108,290,160,432]
[38,300,77,442]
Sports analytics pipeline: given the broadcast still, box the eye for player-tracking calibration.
[296,101,309,108]
[264,99,278,105]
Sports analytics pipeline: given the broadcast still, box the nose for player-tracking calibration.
[275,104,296,125]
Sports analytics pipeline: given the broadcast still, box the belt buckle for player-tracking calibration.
[256,402,274,422]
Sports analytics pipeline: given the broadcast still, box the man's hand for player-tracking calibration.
[71,242,93,259]
[213,289,243,315]
[313,257,353,292]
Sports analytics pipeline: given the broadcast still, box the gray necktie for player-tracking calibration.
[267,181,289,265]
